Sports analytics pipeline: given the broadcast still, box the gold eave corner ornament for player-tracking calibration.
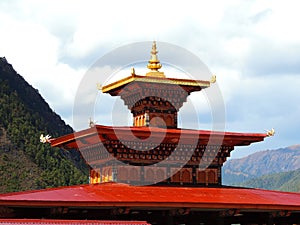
[40,134,52,144]
[210,75,216,84]
[97,83,102,90]
[266,128,275,137]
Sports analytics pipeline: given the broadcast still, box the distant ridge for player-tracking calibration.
[223,144,300,185]
[0,57,88,193]
[237,168,300,192]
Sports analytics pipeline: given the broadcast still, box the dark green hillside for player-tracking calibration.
[0,57,88,193]
[237,168,300,192]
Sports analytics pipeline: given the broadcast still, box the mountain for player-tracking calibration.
[0,57,88,193]
[223,144,300,185]
[236,168,300,192]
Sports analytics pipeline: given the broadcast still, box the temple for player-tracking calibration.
[51,41,266,187]
[1,42,300,225]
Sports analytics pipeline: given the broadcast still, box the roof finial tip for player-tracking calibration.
[147,41,163,77]
[151,41,158,55]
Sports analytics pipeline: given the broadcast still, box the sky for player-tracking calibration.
[0,0,300,159]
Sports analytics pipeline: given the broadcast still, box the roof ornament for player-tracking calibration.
[131,67,135,76]
[40,134,52,143]
[210,75,217,84]
[96,83,102,90]
[146,41,165,78]
[266,128,275,137]
[89,117,96,128]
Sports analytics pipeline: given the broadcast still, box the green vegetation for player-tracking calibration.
[0,57,88,193]
[236,168,300,192]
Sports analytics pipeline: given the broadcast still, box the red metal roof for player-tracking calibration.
[50,125,267,149]
[1,182,300,211]
[0,219,150,225]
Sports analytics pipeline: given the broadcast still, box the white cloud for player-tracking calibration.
[0,14,57,80]
[252,0,300,43]
[0,6,85,126]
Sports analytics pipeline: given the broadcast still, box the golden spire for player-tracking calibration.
[147,41,162,71]
[146,41,165,78]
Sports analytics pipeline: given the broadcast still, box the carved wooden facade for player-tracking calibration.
[82,138,233,186]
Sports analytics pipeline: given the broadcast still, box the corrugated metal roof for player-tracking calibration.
[0,219,150,225]
[1,183,300,211]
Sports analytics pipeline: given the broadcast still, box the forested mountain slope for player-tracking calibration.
[236,168,300,192]
[0,57,88,193]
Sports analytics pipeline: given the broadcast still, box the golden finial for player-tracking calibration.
[146,41,165,77]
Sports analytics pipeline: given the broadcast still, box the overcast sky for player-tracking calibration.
[0,0,300,158]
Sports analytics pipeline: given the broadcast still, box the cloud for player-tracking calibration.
[221,73,300,158]
[0,4,85,127]
[244,39,300,76]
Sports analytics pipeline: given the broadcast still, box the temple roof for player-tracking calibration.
[0,219,150,225]
[50,125,267,149]
[101,74,211,94]
[1,182,300,211]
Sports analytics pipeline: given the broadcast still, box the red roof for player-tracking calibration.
[50,125,267,149]
[1,182,300,211]
[0,219,150,225]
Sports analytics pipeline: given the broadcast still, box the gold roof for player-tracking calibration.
[101,74,211,93]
